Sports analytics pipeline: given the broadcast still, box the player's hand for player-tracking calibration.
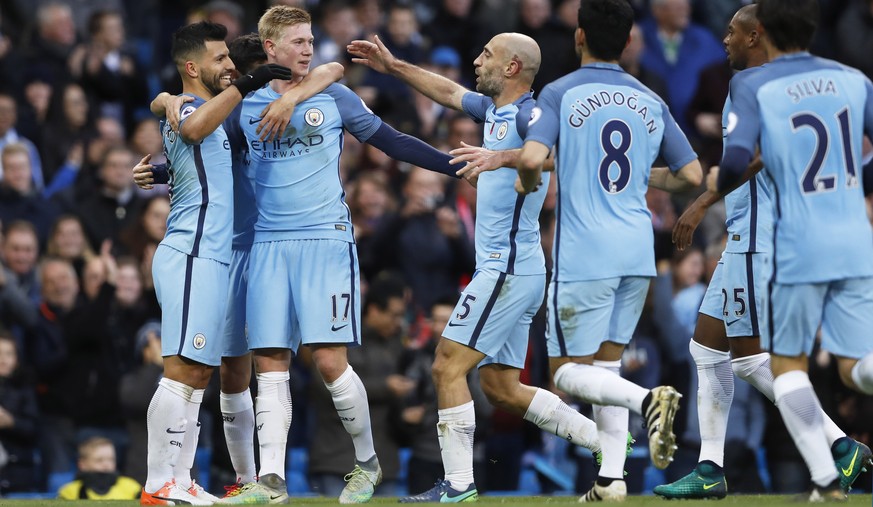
[233,64,293,96]
[133,154,155,190]
[514,175,543,194]
[166,95,194,132]
[672,199,706,250]
[347,35,396,74]
[257,95,295,142]
[451,142,505,180]
[706,165,720,193]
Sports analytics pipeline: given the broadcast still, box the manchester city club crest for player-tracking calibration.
[193,333,207,349]
[496,121,509,140]
[305,108,324,127]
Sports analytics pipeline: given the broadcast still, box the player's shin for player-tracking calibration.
[523,388,599,451]
[690,340,733,467]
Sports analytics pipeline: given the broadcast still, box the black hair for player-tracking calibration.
[171,21,228,67]
[364,271,407,312]
[577,0,634,61]
[228,33,267,76]
[756,0,818,51]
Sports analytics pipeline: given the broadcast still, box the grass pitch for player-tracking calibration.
[1,495,872,506]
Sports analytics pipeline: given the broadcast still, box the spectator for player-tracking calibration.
[308,273,411,497]
[203,1,246,42]
[359,4,427,113]
[0,93,45,190]
[40,82,95,185]
[515,0,578,94]
[0,330,41,494]
[117,194,168,273]
[639,0,724,135]
[422,0,491,86]
[368,167,475,315]
[105,257,159,374]
[313,0,362,67]
[75,146,142,251]
[351,173,397,281]
[0,143,59,242]
[24,2,77,87]
[46,215,97,277]
[67,9,147,133]
[17,72,54,143]
[619,24,670,109]
[58,436,140,499]
[1,221,41,304]
[118,320,162,485]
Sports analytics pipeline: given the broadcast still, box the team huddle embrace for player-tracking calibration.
[135,0,873,504]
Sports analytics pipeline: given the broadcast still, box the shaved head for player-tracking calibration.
[495,32,541,85]
[734,4,758,32]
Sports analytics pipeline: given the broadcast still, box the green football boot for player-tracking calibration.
[653,460,727,500]
[831,437,873,493]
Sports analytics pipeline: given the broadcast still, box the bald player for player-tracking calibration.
[349,32,602,503]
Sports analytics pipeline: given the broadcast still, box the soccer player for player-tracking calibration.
[714,0,873,500]
[516,0,703,501]
[136,33,342,502]
[235,6,464,504]
[139,21,291,506]
[347,32,603,503]
[655,5,872,499]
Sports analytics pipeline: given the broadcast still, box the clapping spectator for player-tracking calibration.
[67,10,147,132]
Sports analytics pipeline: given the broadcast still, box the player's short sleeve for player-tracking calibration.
[524,84,561,147]
[176,95,204,145]
[723,72,761,154]
[461,92,491,123]
[329,84,383,142]
[515,100,536,140]
[658,104,697,173]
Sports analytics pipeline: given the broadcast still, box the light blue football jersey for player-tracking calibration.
[161,95,233,264]
[721,95,774,254]
[223,104,256,248]
[241,83,381,242]
[461,91,547,275]
[525,63,697,282]
[724,53,873,283]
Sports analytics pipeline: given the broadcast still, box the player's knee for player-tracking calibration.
[836,359,859,391]
[431,356,463,387]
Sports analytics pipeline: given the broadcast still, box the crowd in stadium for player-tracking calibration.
[0,0,871,501]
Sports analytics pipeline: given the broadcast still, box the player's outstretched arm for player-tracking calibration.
[450,142,555,180]
[348,35,467,111]
[256,62,344,142]
[366,122,463,179]
[649,159,703,193]
[180,64,292,144]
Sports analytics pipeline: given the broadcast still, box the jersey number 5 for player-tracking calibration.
[791,109,858,194]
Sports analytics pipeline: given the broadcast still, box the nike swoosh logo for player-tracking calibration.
[841,448,859,476]
[447,321,466,327]
[725,318,741,327]
[331,323,349,331]
[337,406,354,412]
[269,494,285,500]
[440,489,477,502]
[256,411,270,416]
[166,428,185,434]
[702,482,722,490]
[248,117,261,124]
